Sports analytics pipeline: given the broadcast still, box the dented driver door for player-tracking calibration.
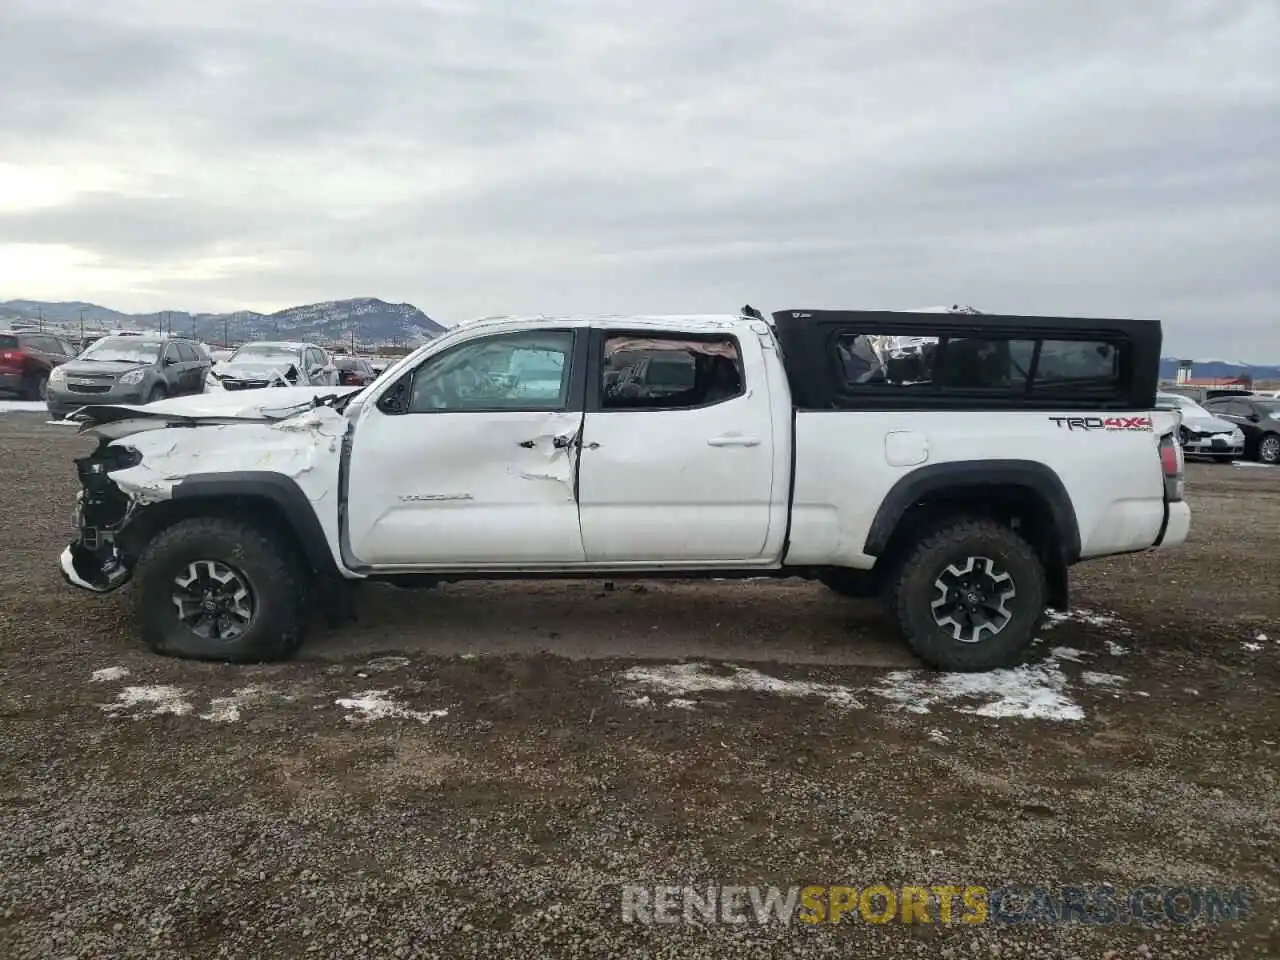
[343,329,588,567]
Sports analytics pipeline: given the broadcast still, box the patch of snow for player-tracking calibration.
[1081,671,1127,689]
[198,685,276,723]
[362,656,411,673]
[1043,609,1126,630]
[667,698,698,710]
[1255,632,1269,643]
[619,662,863,710]
[102,685,192,717]
[927,729,950,745]
[90,666,130,683]
[871,658,1084,722]
[46,419,79,426]
[335,689,448,724]
[627,696,653,708]
[1049,646,1089,663]
[1242,642,1263,652]
[1233,461,1274,469]
[0,401,48,413]
[1105,640,1129,656]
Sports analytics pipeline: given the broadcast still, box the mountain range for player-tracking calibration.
[1158,357,1280,381]
[0,297,447,346]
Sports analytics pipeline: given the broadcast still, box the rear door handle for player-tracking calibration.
[707,435,761,447]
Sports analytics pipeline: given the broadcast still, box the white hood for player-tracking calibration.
[68,385,361,439]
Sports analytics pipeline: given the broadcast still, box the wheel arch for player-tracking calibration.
[123,472,342,579]
[864,459,1080,610]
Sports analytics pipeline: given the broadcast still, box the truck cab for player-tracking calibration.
[59,307,1189,672]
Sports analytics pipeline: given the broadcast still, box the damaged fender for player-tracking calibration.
[60,396,360,593]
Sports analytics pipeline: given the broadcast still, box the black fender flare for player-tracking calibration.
[169,471,343,578]
[862,459,1082,563]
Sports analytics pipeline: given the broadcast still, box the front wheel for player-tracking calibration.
[132,517,309,662]
[1259,434,1280,465]
[884,517,1046,672]
[145,384,166,404]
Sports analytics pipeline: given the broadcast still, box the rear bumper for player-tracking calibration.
[0,370,24,393]
[1153,501,1191,550]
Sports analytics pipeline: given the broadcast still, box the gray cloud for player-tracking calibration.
[0,0,1276,357]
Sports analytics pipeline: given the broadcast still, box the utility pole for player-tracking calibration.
[78,309,86,345]
[37,307,44,332]
[223,316,230,348]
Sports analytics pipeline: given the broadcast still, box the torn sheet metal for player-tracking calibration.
[69,386,362,440]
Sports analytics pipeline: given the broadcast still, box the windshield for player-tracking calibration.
[80,338,161,363]
[229,344,299,363]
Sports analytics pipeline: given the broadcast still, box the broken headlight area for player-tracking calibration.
[63,441,144,592]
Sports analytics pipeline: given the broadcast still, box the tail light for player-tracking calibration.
[0,349,23,369]
[1159,433,1184,502]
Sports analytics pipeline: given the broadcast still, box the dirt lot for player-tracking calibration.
[1,411,1277,959]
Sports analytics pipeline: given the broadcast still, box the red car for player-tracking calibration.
[333,356,377,387]
[0,330,78,400]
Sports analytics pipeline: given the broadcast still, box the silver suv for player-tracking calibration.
[46,335,211,419]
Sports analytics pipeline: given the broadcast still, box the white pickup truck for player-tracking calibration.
[60,306,1190,671]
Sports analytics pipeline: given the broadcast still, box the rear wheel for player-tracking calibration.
[133,517,309,662]
[1259,434,1280,465]
[883,517,1046,672]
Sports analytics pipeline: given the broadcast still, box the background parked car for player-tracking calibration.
[46,335,210,419]
[0,331,78,400]
[333,355,377,387]
[206,341,337,391]
[1203,395,1280,464]
[1156,391,1244,462]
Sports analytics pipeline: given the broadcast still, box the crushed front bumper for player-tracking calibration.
[60,443,143,594]
[60,543,130,593]
[1180,433,1243,457]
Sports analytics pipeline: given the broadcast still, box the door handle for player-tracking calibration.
[706,435,760,447]
[552,434,576,449]
[517,440,535,448]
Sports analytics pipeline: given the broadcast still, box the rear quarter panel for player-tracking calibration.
[786,409,1169,567]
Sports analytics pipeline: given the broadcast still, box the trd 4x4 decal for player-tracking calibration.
[1048,416,1154,432]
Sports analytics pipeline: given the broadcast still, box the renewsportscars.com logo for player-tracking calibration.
[1048,416,1154,432]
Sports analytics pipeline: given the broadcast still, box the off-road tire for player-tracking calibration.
[883,517,1047,672]
[145,384,166,404]
[133,517,309,662]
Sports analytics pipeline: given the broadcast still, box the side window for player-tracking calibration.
[1031,340,1120,393]
[174,342,196,362]
[831,330,1125,399]
[834,333,939,387]
[406,331,575,413]
[163,342,180,365]
[600,335,743,410]
[936,337,1036,391]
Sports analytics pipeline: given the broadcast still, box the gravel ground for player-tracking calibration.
[1,411,1277,958]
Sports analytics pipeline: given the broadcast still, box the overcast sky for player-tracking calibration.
[0,0,1276,357]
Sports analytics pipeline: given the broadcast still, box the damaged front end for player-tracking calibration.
[61,440,144,592]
